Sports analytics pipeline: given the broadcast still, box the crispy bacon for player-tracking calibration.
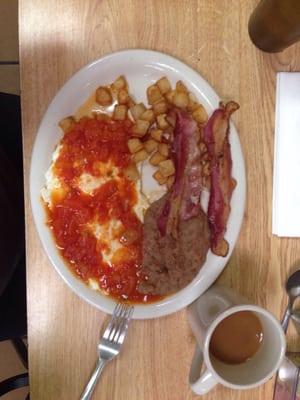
[203,101,239,256]
[157,109,202,237]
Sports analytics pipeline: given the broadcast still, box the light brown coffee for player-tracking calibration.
[209,311,264,365]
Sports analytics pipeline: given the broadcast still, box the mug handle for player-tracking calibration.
[189,345,217,395]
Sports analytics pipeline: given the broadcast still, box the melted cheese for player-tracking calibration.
[133,165,149,223]
[77,173,111,195]
[42,142,166,287]
[88,219,123,265]
[41,145,65,206]
[88,278,100,291]
[75,92,117,120]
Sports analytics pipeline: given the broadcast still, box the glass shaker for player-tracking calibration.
[248,0,300,52]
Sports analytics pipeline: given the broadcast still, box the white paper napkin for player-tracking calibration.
[273,72,300,237]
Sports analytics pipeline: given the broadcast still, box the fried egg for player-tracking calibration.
[41,143,166,291]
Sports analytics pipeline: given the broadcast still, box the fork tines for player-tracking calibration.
[103,302,134,344]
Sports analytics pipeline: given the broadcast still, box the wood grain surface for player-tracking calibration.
[19,1,300,399]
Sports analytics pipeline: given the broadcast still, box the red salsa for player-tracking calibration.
[46,116,159,303]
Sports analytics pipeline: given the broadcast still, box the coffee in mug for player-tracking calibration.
[209,310,264,365]
[187,286,286,395]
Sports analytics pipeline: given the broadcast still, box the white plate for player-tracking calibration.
[30,49,246,319]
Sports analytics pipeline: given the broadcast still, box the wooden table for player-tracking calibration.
[19,1,300,399]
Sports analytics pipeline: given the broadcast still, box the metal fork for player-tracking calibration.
[80,302,134,400]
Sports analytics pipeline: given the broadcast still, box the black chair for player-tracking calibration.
[0,93,29,399]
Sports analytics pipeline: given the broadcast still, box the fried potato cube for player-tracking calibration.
[126,96,136,108]
[147,84,163,105]
[118,88,129,105]
[165,90,176,104]
[96,112,110,121]
[176,80,188,93]
[95,86,113,106]
[119,229,140,245]
[153,170,167,185]
[152,99,168,115]
[187,99,199,112]
[59,116,75,133]
[144,139,158,153]
[131,119,150,137]
[162,130,173,143]
[123,163,140,181]
[192,105,208,124]
[130,103,147,120]
[113,104,127,120]
[113,75,127,90]
[173,91,189,109]
[157,114,169,130]
[133,149,148,163]
[166,175,175,189]
[156,77,171,94]
[127,138,144,153]
[164,126,175,142]
[166,114,176,127]
[187,93,199,112]
[140,109,155,124]
[158,159,175,177]
[189,92,197,102]
[149,151,166,166]
[150,129,163,142]
[158,143,169,157]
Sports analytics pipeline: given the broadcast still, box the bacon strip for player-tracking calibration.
[203,101,239,256]
[157,109,202,237]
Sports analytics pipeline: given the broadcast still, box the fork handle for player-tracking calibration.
[80,358,106,400]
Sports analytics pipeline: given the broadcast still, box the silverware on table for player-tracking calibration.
[273,354,300,400]
[80,302,134,400]
[281,270,300,333]
[273,270,300,400]
[291,311,300,336]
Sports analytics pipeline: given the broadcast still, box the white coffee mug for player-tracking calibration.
[187,285,286,395]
